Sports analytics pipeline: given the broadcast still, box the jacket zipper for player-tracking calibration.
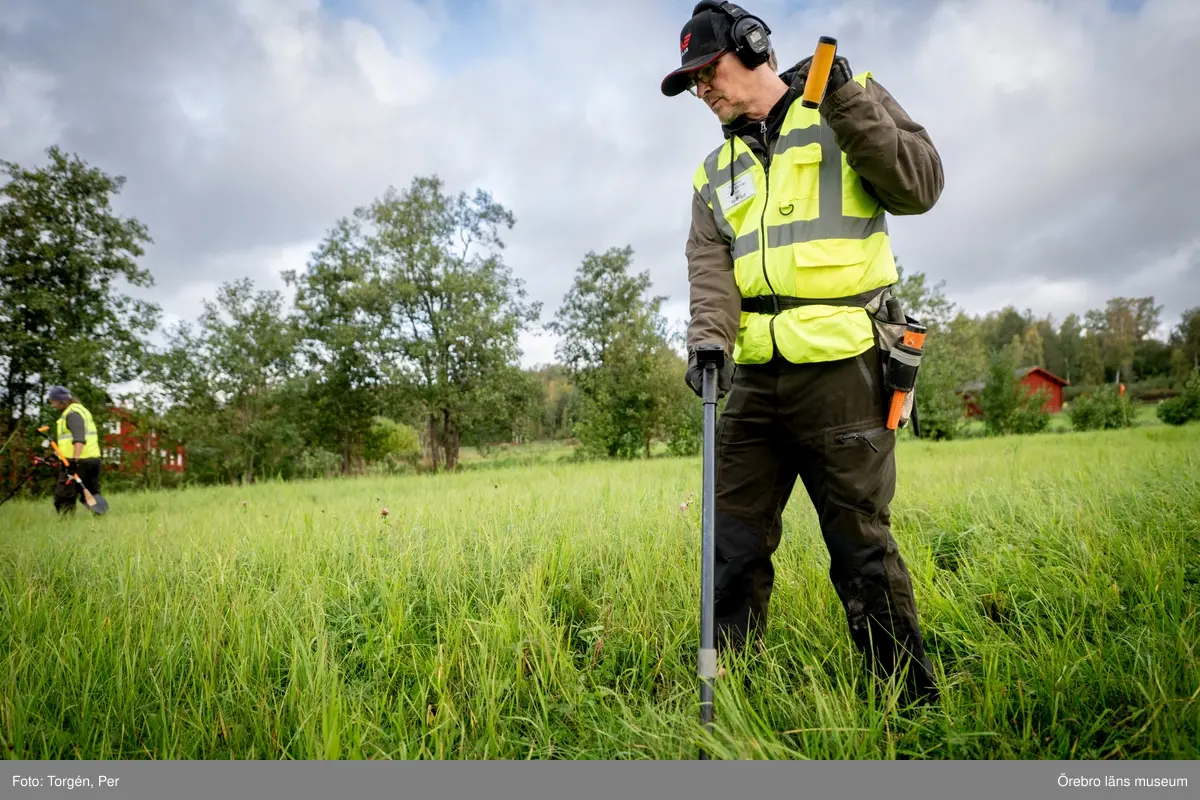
[757,120,779,359]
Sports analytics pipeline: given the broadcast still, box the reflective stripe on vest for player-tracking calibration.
[56,402,101,460]
[692,71,899,365]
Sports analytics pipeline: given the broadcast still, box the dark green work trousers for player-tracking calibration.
[712,344,937,700]
[54,458,102,515]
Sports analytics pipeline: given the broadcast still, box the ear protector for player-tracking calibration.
[691,1,772,68]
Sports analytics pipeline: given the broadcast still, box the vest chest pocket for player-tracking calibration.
[775,141,822,218]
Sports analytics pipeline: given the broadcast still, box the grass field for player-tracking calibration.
[2,421,1198,760]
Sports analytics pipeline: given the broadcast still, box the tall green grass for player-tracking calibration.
[2,424,1197,759]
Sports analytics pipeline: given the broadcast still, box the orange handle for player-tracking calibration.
[887,326,926,430]
[50,440,70,465]
[801,37,838,109]
[887,390,906,430]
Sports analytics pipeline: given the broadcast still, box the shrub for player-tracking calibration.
[979,354,1051,436]
[1157,395,1198,425]
[364,416,422,468]
[1156,370,1200,426]
[1126,376,1178,403]
[1063,384,1094,403]
[912,357,969,441]
[296,448,343,479]
[664,399,703,457]
[1069,385,1134,431]
[1012,388,1052,434]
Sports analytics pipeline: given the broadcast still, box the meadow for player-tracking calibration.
[2,420,1197,760]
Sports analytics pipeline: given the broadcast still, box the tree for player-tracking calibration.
[916,311,987,440]
[1021,324,1045,369]
[1059,313,1083,384]
[891,261,956,330]
[1169,348,1192,387]
[980,306,1034,359]
[350,175,540,471]
[284,215,391,473]
[1007,333,1026,368]
[529,364,579,440]
[285,176,540,472]
[1169,306,1200,374]
[1132,338,1174,381]
[1085,296,1163,381]
[1080,331,1105,385]
[0,146,159,440]
[458,366,544,450]
[979,343,1050,436]
[657,346,705,456]
[980,349,1023,435]
[1036,316,1063,377]
[150,278,301,484]
[548,246,677,459]
[891,265,985,439]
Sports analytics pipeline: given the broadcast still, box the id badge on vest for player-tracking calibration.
[717,173,755,211]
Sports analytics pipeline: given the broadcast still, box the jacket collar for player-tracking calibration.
[718,58,811,142]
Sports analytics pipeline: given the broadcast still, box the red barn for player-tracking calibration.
[1016,366,1069,413]
[101,407,187,474]
[959,366,1070,419]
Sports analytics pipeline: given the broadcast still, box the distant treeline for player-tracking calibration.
[3,146,1199,492]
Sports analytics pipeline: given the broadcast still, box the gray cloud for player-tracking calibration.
[2,0,1198,367]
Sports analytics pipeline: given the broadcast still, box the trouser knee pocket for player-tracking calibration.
[825,424,896,521]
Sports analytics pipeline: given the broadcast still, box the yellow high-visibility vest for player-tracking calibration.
[56,401,101,460]
[693,71,897,365]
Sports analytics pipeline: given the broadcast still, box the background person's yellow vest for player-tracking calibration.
[693,71,897,365]
[56,402,101,460]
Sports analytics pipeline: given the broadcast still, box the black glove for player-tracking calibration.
[685,347,733,399]
[826,54,853,97]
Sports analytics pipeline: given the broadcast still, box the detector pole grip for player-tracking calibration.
[801,36,838,109]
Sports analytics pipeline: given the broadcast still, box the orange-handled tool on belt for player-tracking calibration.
[801,36,838,109]
[885,322,926,430]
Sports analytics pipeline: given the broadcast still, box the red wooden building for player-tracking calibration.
[959,366,1070,419]
[101,407,186,473]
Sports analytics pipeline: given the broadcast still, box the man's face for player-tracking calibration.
[690,53,752,125]
[50,399,65,412]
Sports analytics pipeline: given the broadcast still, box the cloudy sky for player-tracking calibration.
[2,0,1198,368]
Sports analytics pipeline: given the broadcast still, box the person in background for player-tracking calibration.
[47,385,103,515]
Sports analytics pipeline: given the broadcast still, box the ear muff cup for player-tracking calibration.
[691,1,772,68]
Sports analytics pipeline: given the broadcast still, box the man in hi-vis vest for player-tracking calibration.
[663,2,942,703]
[47,385,104,515]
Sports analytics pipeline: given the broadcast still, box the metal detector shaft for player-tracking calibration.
[0,456,50,508]
[0,471,35,507]
[696,344,723,759]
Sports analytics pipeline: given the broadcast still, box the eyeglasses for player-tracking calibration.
[687,61,720,96]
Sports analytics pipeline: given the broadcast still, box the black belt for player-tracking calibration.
[740,286,888,315]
